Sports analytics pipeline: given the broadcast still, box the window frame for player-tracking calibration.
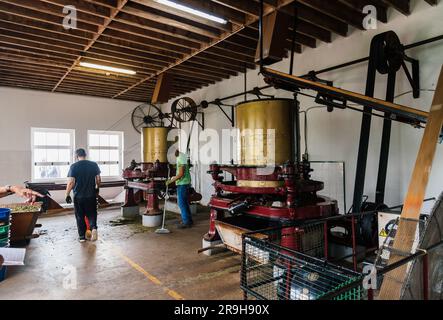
[87,130,124,180]
[31,127,76,182]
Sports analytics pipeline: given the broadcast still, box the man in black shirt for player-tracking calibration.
[65,149,101,243]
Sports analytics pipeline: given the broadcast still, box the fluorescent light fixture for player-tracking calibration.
[156,0,228,24]
[79,62,137,75]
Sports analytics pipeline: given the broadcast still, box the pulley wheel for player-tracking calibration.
[373,31,404,75]
[131,103,163,133]
[171,97,198,123]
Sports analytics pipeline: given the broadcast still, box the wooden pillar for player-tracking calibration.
[151,73,174,104]
[379,67,443,300]
[255,11,292,66]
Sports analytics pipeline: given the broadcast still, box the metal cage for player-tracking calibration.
[241,225,365,300]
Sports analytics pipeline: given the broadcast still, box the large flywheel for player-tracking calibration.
[131,103,164,133]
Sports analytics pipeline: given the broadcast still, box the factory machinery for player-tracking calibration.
[122,104,201,222]
[204,99,338,253]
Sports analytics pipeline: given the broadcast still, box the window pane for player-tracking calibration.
[58,133,70,146]
[109,135,119,147]
[99,149,110,162]
[46,149,59,162]
[99,134,109,147]
[34,165,64,179]
[34,132,46,146]
[109,150,119,162]
[59,149,71,163]
[89,134,100,147]
[46,132,58,146]
[99,164,110,176]
[89,149,100,161]
[109,164,119,176]
[34,149,47,163]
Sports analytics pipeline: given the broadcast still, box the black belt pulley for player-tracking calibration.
[372,31,405,75]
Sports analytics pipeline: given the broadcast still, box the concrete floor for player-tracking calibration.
[0,207,243,300]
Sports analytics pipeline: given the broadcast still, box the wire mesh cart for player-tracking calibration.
[240,225,365,300]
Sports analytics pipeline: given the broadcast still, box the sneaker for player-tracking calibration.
[79,237,86,243]
[176,223,192,229]
[91,229,98,241]
[85,230,92,241]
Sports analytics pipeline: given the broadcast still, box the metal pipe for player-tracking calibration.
[289,1,298,75]
[259,0,264,73]
[351,215,357,271]
[207,34,443,105]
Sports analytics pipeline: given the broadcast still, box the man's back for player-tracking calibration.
[68,160,100,198]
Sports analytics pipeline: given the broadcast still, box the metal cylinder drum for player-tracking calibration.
[141,127,169,163]
[236,99,294,166]
[236,99,295,188]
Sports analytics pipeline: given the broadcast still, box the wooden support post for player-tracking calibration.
[151,73,174,104]
[255,11,292,66]
[379,67,443,300]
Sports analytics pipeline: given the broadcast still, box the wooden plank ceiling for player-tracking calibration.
[0,0,439,103]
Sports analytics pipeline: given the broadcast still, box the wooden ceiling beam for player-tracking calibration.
[90,43,175,65]
[121,2,221,39]
[115,13,209,44]
[0,11,95,40]
[97,35,185,59]
[286,2,349,36]
[297,0,366,30]
[52,0,130,92]
[41,0,112,18]
[108,20,200,49]
[132,0,233,32]
[211,0,261,17]
[0,51,71,69]
[0,27,86,51]
[102,28,192,55]
[0,1,99,33]
[176,0,247,25]
[1,0,106,26]
[0,35,81,57]
[338,0,388,23]
[382,0,410,15]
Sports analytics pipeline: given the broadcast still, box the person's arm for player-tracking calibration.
[95,163,101,195]
[0,185,43,203]
[65,177,75,203]
[95,175,101,195]
[167,166,184,185]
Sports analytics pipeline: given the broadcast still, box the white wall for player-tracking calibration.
[0,88,142,204]
[163,0,443,209]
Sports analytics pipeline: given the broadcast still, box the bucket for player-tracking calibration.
[0,236,9,247]
[0,225,10,239]
[0,266,6,282]
[0,208,10,223]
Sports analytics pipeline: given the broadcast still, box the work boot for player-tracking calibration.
[176,223,192,229]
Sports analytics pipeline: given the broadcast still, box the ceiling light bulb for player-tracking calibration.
[79,62,137,75]
[156,0,228,24]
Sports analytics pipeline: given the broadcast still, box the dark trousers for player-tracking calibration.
[74,196,97,237]
[177,185,193,225]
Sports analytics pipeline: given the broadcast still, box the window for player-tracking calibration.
[88,131,124,178]
[31,128,75,181]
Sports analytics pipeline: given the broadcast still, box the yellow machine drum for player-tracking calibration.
[141,127,169,163]
[236,99,295,188]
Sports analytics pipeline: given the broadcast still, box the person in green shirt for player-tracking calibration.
[166,150,193,228]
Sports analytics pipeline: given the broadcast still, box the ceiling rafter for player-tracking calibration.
[52,0,130,92]
[0,0,438,102]
[113,0,297,98]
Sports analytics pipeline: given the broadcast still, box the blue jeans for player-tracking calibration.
[177,185,193,225]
